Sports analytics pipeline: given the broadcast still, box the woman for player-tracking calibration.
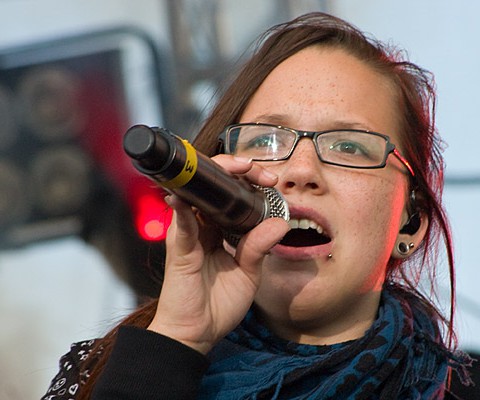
[42,12,471,399]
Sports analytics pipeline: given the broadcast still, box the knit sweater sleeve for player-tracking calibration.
[91,326,210,400]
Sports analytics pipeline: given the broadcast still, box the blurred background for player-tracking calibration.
[0,0,478,398]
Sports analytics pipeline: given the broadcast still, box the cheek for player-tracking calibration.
[345,176,406,234]
[339,177,407,269]
[380,183,407,234]
[341,182,406,292]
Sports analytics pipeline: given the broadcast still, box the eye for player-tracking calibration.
[233,126,295,159]
[330,140,369,156]
[317,131,387,166]
[245,133,278,149]
[240,129,291,153]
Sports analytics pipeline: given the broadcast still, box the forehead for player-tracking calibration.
[241,46,402,144]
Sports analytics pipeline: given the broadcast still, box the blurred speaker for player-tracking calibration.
[0,27,169,251]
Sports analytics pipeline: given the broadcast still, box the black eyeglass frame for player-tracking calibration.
[218,123,415,177]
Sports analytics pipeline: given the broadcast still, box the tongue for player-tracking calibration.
[280,229,331,247]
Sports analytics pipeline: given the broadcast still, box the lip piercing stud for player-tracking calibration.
[397,242,414,255]
[328,253,333,259]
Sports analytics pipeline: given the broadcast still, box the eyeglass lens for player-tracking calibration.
[228,125,387,167]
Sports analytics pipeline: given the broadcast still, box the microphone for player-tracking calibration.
[123,125,289,246]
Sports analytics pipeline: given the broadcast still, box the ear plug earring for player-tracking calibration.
[397,242,414,255]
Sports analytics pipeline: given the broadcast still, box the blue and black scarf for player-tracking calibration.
[198,284,470,399]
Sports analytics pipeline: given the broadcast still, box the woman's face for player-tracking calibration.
[240,46,412,344]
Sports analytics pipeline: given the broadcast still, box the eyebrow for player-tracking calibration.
[248,114,374,132]
[250,114,290,126]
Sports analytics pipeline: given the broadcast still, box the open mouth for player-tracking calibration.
[280,218,332,247]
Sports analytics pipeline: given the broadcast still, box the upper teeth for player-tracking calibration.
[288,218,324,235]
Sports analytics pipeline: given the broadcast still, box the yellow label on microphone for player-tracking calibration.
[161,138,198,189]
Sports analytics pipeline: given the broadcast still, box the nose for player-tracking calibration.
[275,138,327,194]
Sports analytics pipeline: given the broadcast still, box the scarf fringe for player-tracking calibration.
[449,350,475,387]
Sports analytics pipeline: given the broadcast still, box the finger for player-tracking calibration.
[212,154,279,187]
[234,217,290,276]
[211,154,253,174]
[165,195,200,260]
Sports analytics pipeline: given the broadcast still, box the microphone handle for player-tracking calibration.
[123,125,289,244]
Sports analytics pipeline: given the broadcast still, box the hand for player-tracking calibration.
[147,156,290,354]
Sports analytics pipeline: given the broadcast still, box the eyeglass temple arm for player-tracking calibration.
[393,148,415,177]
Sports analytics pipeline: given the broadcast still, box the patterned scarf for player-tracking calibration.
[198,284,469,399]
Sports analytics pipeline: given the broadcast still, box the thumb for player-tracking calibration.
[234,217,290,277]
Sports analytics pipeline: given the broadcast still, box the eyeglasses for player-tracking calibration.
[219,123,415,176]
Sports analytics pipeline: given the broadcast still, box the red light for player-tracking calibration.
[134,194,172,241]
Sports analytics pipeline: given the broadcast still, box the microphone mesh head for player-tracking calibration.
[223,185,289,247]
[257,186,289,221]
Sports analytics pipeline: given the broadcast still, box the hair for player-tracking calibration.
[77,12,455,398]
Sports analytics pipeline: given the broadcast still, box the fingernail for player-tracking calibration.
[233,156,252,164]
[262,169,278,180]
[164,195,173,206]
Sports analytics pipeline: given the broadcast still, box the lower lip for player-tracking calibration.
[270,241,334,261]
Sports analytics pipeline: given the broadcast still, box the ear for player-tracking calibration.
[392,211,429,259]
